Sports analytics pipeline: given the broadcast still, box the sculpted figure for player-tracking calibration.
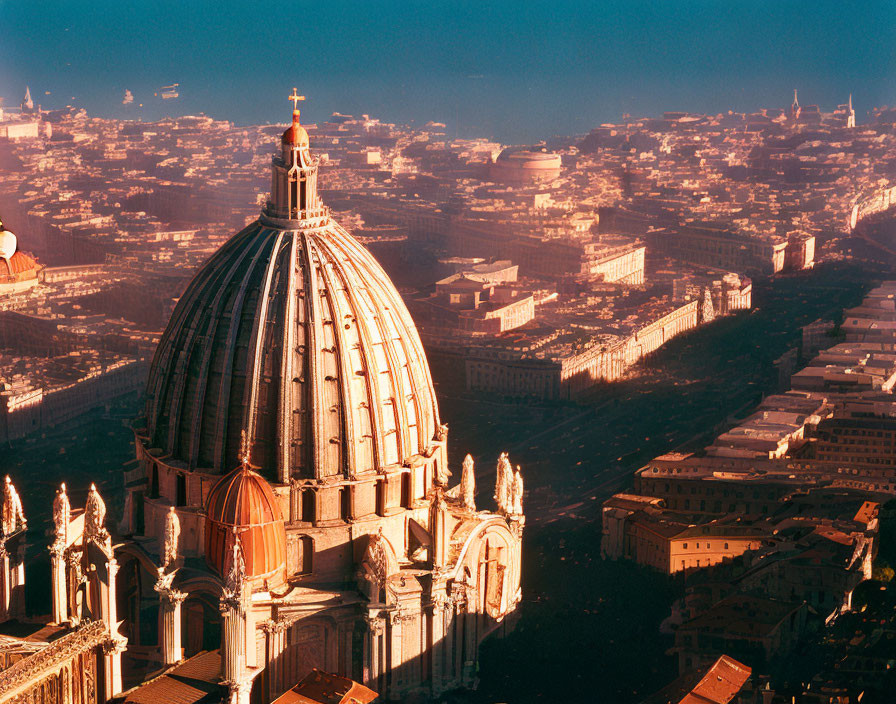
[1,476,25,535]
[512,465,524,515]
[495,453,513,514]
[225,532,246,594]
[364,528,389,587]
[84,483,107,540]
[162,506,180,568]
[461,454,476,512]
[494,453,507,513]
[53,483,71,544]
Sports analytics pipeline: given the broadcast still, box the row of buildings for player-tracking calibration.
[605,281,896,701]
[410,251,752,399]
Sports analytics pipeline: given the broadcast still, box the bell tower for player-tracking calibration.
[266,90,328,222]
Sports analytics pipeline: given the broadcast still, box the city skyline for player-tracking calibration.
[2,0,896,142]
[4,3,896,703]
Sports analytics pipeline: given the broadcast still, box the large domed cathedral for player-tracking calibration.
[116,99,525,702]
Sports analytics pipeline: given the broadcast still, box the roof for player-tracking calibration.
[854,501,879,525]
[643,655,751,704]
[122,650,224,704]
[677,595,803,639]
[681,655,751,704]
[272,669,377,704]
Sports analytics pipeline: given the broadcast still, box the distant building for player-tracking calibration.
[674,595,807,674]
[813,402,896,469]
[645,223,814,275]
[466,298,699,399]
[489,146,561,183]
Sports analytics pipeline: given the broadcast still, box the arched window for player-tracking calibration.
[375,481,385,517]
[150,464,159,499]
[339,487,351,522]
[301,490,315,523]
[299,536,313,575]
[401,472,411,508]
[176,474,187,507]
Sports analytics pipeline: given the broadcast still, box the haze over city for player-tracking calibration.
[3,0,896,141]
[3,2,896,704]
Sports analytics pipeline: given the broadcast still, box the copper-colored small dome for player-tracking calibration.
[204,464,287,588]
[0,251,38,278]
[281,110,309,147]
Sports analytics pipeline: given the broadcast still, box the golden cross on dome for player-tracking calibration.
[239,429,251,469]
[289,89,305,113]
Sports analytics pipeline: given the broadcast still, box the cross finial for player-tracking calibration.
[289,88,305,113]
[240,429,250,469]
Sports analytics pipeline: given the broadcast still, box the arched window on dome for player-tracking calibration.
[401,472,411,509]
[375,481,385,517]
[301,489,316,523]
[298,535,313,575]
[339,487,351,522]
[150,465,159,499]
[176,473,186,507]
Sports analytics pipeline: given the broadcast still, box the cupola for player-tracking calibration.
[204,456,287,589]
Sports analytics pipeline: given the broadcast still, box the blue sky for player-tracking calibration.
[2,0,895,141]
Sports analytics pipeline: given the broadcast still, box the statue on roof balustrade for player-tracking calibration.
[1,476,25,536]
[461,454,476,512]
[53,482,70,545]
[512,465,524,516]
[84,483,107,541]
[162,506,180,569]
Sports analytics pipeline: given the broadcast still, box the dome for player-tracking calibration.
[143,196,440,480]
[204,463,287,586]
[491,147,562,183]
[282,110,309,148]
[0,251,38,278]
[0,226,17,260]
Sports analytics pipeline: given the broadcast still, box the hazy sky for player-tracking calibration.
[2,0,896,142]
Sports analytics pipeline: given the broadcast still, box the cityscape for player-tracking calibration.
[3,4,896,704]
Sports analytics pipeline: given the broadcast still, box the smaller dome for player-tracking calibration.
[204,463,287,588]
[282,110,309,148]
[0,251,39,282]
[0,227,17,260]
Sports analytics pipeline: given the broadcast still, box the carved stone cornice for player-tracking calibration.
[158,588,187,607]
[387,609,418,625]
[0,621,106,697]
[430,592,451,611]
[260,618,291,635]
[64,549,81,569]
[365,615,385,636]
[48,541,66,559]
[102,634,128,656]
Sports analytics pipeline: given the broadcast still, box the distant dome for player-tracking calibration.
[204,463,287,587]
[491,147,562,183]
